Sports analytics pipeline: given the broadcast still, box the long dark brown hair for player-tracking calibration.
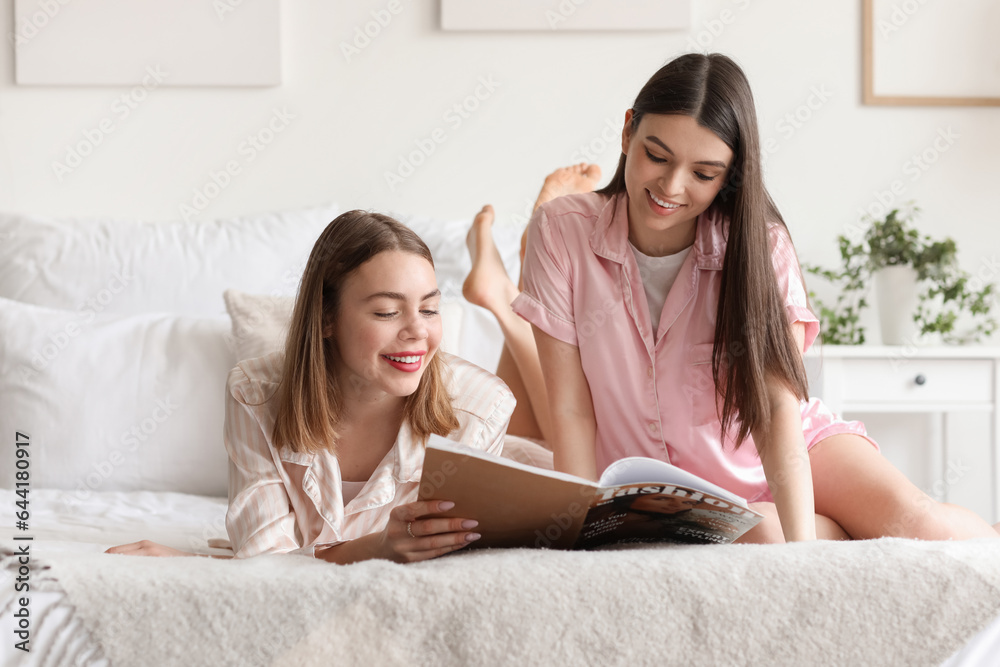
[597,53,809,449]
[272,210,459,454]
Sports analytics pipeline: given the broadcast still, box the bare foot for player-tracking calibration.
[521,163,603,268]
[463,205,519,313]
[532,162,602,212]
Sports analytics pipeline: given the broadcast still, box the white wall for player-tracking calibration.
[2,0,998,517]
[3,2,997,333]
[2,2,996,246]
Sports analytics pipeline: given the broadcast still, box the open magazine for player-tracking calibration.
[418,436,763,549]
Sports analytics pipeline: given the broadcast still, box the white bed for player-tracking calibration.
[3,489,1000,667]
[1,205,999,666]
[1,489,229,667]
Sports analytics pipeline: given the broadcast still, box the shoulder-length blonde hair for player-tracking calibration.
[271,210,459,454]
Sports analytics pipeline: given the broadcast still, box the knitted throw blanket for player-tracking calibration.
[2,538,998,666]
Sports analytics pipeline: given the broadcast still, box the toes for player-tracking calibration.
[474,204,495,224]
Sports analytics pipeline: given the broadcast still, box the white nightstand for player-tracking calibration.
[804,345,1000,523]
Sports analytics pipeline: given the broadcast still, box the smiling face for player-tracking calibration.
[331,250,442,403]
[621,112,734,256]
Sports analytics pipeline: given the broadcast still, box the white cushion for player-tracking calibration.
[0,297,234,496]
[223,289,294,362]
[0,203,339,317]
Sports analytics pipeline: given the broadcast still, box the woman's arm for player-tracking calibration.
[532,325,598,480]
[108,500,482,563]
[105,541,233,558]
[315,500,480,564]
[107,501,481,563]
[751,322,816,542]
[751,382,816,542]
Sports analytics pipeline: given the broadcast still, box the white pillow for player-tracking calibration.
[0,203,339,317]
[223,288,465,362]
[0,297,235,496]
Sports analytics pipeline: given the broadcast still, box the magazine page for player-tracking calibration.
[418,436,600,549]
[597,456,747,506]
[573,483,763,549]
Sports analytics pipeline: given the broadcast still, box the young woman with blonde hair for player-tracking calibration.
[109,210,517,562]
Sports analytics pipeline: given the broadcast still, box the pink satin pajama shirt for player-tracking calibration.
[512,192,875,503]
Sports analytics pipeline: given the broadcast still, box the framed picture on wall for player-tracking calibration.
[863,0,1000,106]
[13,0,281,86]
[441,0,690,31]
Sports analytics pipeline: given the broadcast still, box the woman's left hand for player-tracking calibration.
[104,540,197,557]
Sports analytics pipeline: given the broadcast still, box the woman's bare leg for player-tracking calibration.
[494,343,546,440]
[734,502,849,543]
[739,435,1000,543]
[518,163,604,288]
[464,204,551,441]
[809,434,1000,540]
[463,163,602,442]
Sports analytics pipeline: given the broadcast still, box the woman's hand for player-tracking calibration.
[375,500,480,563]
[104,540,198,557]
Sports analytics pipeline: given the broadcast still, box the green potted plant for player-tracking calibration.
[803,205,997,345]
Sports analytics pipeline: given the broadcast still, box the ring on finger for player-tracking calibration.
[406,521,415,538]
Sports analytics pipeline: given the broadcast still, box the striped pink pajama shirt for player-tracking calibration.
[224,350,515,558]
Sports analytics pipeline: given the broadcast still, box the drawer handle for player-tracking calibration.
[914,374,926,386]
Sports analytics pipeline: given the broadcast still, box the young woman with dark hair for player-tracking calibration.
[464,53,1000,542]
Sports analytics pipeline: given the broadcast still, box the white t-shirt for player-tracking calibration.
[629,242,692,335]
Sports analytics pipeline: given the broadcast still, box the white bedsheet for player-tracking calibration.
[1,488,229,555]
[2,489,999,666]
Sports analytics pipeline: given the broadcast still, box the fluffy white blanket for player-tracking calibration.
[3,538,999,666]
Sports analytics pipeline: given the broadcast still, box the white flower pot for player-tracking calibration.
[874,265,920,345]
